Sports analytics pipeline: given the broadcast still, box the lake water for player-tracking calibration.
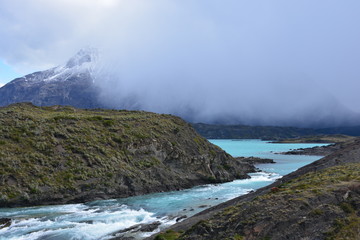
[0,140,328,240]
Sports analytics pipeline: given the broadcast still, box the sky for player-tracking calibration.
[0,0,360,126]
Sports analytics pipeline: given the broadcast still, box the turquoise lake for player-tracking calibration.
[0,140,329,240]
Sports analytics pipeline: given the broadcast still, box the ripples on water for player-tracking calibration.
[0,140,328,240]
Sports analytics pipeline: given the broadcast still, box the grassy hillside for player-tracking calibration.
[0,103,254,207]
[154,139,360,240]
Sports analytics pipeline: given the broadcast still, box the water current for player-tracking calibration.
[0,139,328,240]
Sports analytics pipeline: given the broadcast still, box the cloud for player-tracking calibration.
[0,0,360,126]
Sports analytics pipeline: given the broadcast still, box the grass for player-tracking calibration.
[325,214,360,239]
[178,162,360,239]
[0,104,182,202]
[155,230,183,240]
[0,103,236,207]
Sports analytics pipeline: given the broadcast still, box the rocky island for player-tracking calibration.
[0,103,254,207]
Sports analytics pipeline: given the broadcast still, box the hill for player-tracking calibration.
[153,138,360,240]
[0,103,254,207]
[192,123,360,140]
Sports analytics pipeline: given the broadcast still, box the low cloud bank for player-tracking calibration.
[1,0,360,127]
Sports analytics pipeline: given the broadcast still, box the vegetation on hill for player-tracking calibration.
[0,103,254,207]
[153,139,360,240]
[176,163,360,240]
[192,123,314,140]
[192,123,360,140]
[272,134,356,143]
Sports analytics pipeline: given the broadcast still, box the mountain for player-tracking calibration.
[1,48,359,129]
[153,138,360,240]
[0,103,254,207]
[0,48,102,109]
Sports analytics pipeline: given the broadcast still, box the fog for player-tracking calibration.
[1,0,360,127]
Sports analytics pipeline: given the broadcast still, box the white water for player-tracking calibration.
[0,140,328,240]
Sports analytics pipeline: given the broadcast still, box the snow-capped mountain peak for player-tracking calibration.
[18,47,99,84]
[0,47,101,108]
[65,47,98,69]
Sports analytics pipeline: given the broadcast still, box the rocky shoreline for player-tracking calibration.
[235,156,275,164]
[279,144,338,156]
[150,138,360,239]
[280,137,358,156]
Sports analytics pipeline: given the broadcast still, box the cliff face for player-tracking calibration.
[0,103,254,207]
[154,139,360,240]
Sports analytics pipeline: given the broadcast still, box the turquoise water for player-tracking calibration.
[209,139,328,175]
[0,140,328,240]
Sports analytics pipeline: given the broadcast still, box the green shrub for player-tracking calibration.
[154,230,181,240]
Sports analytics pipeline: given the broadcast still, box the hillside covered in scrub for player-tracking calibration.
[153,139,360,240]
[0,103,254,207]
[192,123,360,140]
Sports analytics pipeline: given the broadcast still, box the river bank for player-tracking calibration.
[153,138,360,240]
[0,140,328,240]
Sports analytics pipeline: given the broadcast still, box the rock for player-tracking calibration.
[139,222,161,232]
[198,205,209,208]
[235,157,275,164]
[110,236,136,240]
[280,139,358,156]
[343,190,351,200]
[0,218,11,229]
[176,215,187,222]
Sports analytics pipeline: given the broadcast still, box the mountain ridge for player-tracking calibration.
[0,48,101,109]
[192,123,360,139]
[1,48,360,128]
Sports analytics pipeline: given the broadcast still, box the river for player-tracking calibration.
[0,139,328,240]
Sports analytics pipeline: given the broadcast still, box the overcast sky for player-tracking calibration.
[0,0,359,126]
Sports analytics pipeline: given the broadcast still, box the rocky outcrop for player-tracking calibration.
[235,157,275,164]
[152,138,360,240]
[272,134,356,143]
[281,137,358,156]
[0,103,254,207]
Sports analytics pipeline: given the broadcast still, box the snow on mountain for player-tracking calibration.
[0,48,102,108]
[20,47,98,84]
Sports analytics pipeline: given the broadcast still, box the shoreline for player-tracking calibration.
[149,138,360,239]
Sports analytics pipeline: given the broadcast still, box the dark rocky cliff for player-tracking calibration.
[0,103,254,207]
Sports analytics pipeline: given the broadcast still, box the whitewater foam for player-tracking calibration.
[0,140,327,240]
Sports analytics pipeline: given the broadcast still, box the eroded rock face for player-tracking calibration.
[0,103,255,207]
